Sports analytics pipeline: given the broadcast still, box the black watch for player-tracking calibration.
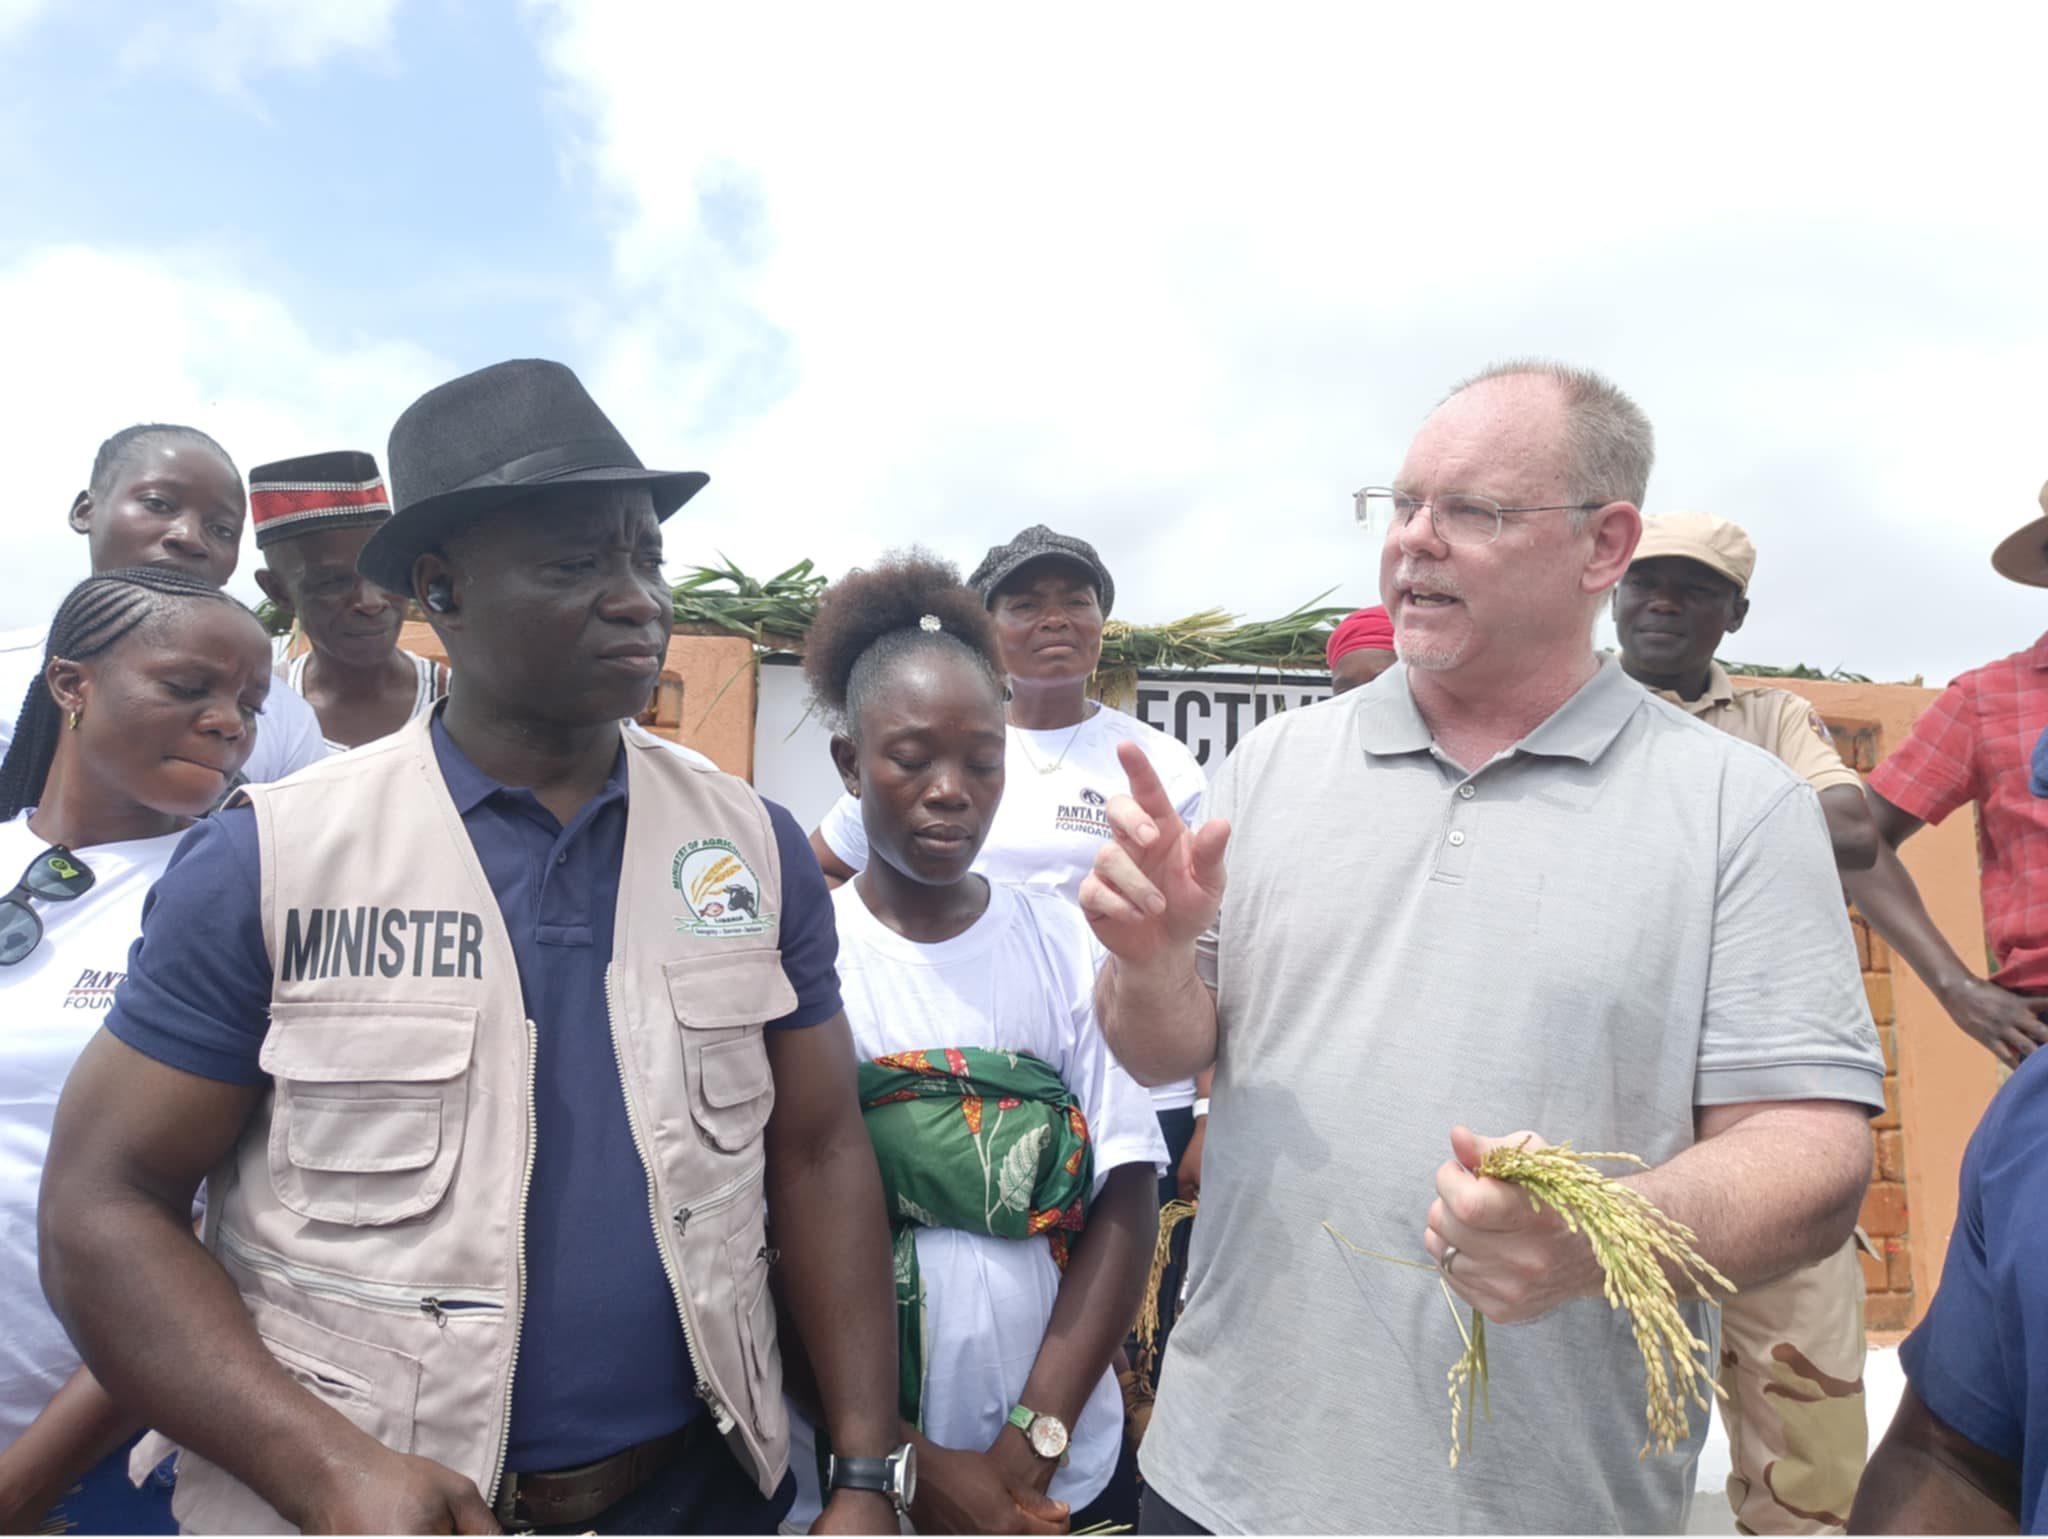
[826,1443,917,1514]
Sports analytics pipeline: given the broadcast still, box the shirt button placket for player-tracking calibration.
[1435,781,1477,878]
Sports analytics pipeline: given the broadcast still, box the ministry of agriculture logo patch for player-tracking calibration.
[671,838,776,937]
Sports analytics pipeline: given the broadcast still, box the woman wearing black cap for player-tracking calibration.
[807,525,1210,1437]
[0,568,271,1533]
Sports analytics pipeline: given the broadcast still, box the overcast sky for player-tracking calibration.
[4,1,2046,685]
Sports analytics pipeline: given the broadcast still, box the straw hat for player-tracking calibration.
[1991,482,2048,588]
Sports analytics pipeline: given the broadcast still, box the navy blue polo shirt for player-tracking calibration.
[1899,1045,2048,1532]
[106,718,842,1472]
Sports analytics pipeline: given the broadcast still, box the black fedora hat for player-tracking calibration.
[360,358,709,593]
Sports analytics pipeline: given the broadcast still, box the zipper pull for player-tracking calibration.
[698,1381,737,1434]
[421,1296,449,1328]
[672,1205,691,1235]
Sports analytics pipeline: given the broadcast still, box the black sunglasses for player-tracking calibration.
[0,845,97,966]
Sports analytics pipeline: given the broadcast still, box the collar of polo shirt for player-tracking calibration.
[1354,657,1645,766]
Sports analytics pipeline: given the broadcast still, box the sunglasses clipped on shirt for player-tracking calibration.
[0,845,96,966]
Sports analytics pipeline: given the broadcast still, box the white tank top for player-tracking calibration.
[285,649,447,752]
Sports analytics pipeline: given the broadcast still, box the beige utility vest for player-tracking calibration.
[141,711,797,1532]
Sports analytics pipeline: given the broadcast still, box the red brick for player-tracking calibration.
[1875,1128,1905,1183]
[1857,1248,1888,1292]
[1872,1075,1902,1131]
[1878,1026,1898,1075]
[1861,1182,1909,1238]
[1848,914,1872,972]
[1867,928,1890,974]
[1867,1292,1914,1331]
[1865,973,1894,1025]
[1887,1244,1915,1292]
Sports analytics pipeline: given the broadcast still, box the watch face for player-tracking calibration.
[1027,1414,1070,1460]
[895,1444,918,1508]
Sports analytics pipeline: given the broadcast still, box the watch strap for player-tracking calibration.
[827,1455,892,1493]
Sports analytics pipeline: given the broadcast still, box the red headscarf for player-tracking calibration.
[1325,606,1395,670]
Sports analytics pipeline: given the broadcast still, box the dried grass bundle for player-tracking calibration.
[1133,1198,1199,1382]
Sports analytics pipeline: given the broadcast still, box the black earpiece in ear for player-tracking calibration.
[425,580,455,614]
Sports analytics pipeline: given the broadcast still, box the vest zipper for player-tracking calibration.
[668,1157,768,1234]
[216,1227,507,1320]
[604,967,738,1437]
[487,1016,540,1507]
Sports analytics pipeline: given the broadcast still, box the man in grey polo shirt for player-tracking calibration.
[1080,360,1883,1534]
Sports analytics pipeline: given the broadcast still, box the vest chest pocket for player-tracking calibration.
[259,1003,479,1226]
[665,951,797,1153]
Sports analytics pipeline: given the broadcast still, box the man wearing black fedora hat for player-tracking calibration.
[39,360,907,1535]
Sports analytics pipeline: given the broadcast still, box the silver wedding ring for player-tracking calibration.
[1439,1244,1460,1277]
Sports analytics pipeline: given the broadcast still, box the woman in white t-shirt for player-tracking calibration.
[808,530,1207,1093]
[785,553,1165,1534]
[0,569,271,1532]
[0,423,330,784]
[806,527,1209,1434]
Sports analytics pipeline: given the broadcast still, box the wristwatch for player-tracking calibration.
[826,1443,917,1514]
[1006,1403,1071,1465]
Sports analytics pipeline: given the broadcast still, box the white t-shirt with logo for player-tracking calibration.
[0,812,188,1446]
[784,879,1168,1527]
[817,703,1208,1110]
[0,621,330,785]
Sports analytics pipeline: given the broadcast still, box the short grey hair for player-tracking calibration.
[1442,358,1655,523]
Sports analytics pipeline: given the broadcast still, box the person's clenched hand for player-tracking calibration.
[1422,1126,1603,1326]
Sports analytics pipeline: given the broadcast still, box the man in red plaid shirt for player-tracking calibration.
[1847,484,2048,1068]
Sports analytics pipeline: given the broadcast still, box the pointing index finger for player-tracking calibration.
[1115,738,1182,829]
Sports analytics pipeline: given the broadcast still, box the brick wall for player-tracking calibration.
[1825,718,1915,1330]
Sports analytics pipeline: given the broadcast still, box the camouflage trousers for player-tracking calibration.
[1716,1234,1868,1534]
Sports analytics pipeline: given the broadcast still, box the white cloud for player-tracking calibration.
[120,0,403,101]
[0,243,449,631]
[533,1,2048,686]
[0,0,52,45]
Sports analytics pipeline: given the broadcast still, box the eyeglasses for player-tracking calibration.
[0,846,96,966]
[1353,487,1605,547]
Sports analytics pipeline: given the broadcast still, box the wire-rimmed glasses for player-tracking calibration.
[1354,487,1603,546]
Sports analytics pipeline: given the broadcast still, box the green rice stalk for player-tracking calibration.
[1716,658,1872,683]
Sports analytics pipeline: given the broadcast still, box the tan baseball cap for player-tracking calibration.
[1632,512,1756,593]
[1990,482,2048,588]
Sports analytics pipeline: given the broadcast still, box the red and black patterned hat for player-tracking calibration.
[249,450,392,550]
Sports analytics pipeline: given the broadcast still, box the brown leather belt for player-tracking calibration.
[498,1421,703,1530]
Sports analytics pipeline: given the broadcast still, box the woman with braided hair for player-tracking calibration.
[0,567,270,1533]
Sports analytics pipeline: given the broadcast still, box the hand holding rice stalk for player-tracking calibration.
[1328,1136,1735,1468]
